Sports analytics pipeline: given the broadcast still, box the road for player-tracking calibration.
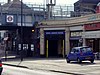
[2,65,68,75]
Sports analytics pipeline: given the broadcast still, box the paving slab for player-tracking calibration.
[2,58,100,75]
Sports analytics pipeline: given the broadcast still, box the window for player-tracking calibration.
[71,48,76,53]
[25,15,32,23]
[18,15,24,23]
[76,49,79,53]
[80,47,92,52]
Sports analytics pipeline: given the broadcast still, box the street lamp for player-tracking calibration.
[20,0,23,61]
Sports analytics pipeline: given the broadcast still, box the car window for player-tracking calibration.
[76,49,79,53]
[80,47,92,52]
[71,48,76,53]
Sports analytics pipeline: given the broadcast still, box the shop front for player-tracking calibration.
[84,22,100,53]
[83,31,100,53]
[70,31,83,49]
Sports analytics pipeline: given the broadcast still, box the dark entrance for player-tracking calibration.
[86,39,100,53]
[48,40,58,57]
[45,30,65,58]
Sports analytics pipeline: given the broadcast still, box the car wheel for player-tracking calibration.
[77,58,82,63]
[90,60,94,63]
[66,58,70,63]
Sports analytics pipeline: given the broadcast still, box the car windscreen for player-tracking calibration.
[80,47,92,52]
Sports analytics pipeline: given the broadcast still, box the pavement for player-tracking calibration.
[1,56,100,75]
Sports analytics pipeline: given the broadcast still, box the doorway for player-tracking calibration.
[48,40,58,57]
[45,30,65,58]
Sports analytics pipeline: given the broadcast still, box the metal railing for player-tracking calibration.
[0,1,97,20]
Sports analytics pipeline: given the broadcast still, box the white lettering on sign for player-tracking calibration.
[71,32,82,37]
[46,32,64,35]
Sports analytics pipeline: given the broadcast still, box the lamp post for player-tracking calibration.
[20,0,23,61]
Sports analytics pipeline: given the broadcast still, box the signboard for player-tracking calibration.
[45,31,64,35]
[84,22,100,30]
[79,39,83,43]
[46,0,56,5]
[31,44,34,51]
[82,31,100,38]
[70,32,82,40]
[6,15,14,23]
[70,32,82,37]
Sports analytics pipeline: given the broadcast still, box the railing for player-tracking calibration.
[0,1,97,19]
[0,1,74,18]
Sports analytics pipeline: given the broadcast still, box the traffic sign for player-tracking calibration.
[6,15,14,23]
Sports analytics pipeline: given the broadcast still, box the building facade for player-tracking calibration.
[73,0,100,17]
[38,13,100,58]
[0,0,45,57]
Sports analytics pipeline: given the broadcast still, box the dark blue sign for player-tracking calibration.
[45,31,64,35]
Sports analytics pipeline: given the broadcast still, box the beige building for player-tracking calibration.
[37,13,100,58]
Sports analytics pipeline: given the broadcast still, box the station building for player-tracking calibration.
[38,13,100,58]
[0,0,45,57]
[1,0,100,58]
[0,0,75,58]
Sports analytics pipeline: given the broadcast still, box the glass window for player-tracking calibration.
[25,15,32,23]
[80,47,92,52]
[18,15,24,23]
[71,48,76,52]
[76,49,79,53]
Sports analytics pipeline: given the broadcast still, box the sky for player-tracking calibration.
[23,0,78,5]
[0,0,78,5]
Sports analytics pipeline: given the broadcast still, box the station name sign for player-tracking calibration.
[45,31,64,35]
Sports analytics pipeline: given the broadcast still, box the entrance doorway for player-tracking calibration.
[45,39,64,58]
[86,39,100,52]
[45,30,65,58]
[48,40,58,57]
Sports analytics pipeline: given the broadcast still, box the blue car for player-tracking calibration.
[66,46,95,63]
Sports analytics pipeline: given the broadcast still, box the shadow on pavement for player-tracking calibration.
[70,61,96,66]
[49,70,84,75]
